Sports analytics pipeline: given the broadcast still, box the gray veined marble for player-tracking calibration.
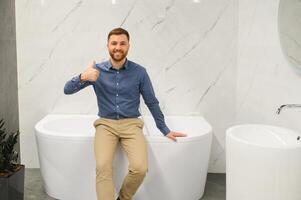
[16,0,237,173]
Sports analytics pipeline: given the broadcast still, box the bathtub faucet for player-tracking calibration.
[276,104,301,114]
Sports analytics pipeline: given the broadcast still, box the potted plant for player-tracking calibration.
[0,119,24,200]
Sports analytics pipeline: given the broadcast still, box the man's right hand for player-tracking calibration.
[80,61,100,83]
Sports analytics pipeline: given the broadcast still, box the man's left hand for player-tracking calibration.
[166,131,187,142]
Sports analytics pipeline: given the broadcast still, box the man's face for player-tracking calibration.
[107,34,130,62]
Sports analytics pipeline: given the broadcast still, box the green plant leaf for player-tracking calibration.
[0,118,20,172]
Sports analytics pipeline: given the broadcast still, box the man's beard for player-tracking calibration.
[109,50,128,62]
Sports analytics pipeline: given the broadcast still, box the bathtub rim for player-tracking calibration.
[226,123,301,149]
[35,114,212,143]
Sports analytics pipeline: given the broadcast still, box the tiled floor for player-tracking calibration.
[24,168,226,200]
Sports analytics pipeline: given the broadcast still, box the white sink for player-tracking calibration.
[226,124,301,200]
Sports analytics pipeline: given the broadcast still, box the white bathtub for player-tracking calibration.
[35,114,212,200]
[226,124,301,200]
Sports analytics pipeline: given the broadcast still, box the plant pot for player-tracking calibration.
[0,164,25,200]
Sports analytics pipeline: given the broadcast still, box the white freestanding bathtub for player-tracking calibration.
[226,124,301,200]
[35,114,212,200]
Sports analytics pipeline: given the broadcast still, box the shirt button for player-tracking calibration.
[116,105,119,108]
[116,94,118,96]
[117,82,119,85]
[117,71,119,74]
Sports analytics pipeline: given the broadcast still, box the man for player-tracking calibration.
[64,28,187,200]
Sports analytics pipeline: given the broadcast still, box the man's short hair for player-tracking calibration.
[107,28,130,41]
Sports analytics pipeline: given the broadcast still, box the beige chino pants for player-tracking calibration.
[93,118,148,200]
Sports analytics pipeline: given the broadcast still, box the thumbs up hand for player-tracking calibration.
[80,61,100,82]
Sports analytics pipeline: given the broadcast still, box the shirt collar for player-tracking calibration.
[106,58,129,70]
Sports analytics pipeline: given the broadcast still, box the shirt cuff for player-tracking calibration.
[72,74,85,86]
[161,126,171,136]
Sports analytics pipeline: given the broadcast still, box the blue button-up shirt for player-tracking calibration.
[64,59,170,135]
